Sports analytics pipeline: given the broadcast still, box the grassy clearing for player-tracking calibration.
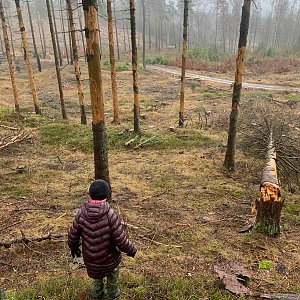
[39,122,216,153]
[5,274,246,300]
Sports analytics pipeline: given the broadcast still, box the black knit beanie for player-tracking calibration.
[89,180,110,200]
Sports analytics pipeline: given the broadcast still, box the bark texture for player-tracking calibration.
[66,0,87,124]
[224,0,251,171]
[179,0,188,127]
[14,0,40,115]
[255,133,283,236]
[107,0,120,124]
[82,0,110,187]
[129,0,140,133]
[0,0,19,112]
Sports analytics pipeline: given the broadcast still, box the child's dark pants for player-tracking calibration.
[91,267,121,299]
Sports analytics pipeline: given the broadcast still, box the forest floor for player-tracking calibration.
[0,58,299,300]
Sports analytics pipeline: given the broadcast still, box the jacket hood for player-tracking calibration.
[81,201,110,222]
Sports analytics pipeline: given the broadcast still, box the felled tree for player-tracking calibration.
[255,132,283,236]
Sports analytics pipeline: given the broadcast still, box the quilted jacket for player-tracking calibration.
[68,200,137,278]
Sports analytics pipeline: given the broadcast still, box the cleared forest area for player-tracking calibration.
[1,57,300,299]
[0,0,300,299]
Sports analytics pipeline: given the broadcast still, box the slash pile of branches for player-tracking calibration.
[0,123,30,150]
[240,96,300,192]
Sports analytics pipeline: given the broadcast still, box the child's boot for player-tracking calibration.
[106,268,121,299]
[91,278,105,299]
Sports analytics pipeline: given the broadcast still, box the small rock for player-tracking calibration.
[169,127,176,132]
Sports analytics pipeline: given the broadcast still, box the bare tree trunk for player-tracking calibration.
[107,0,120,124]
[0,0,19,112]
[66,2,73,65]
[50,0,63,66]
[66,0,86,124]
[0,29,4,57]
[122,12,126,52]
[82,0,111,189]
[26,0,41,72]
[179,0,188,127]
[224,0,251,171]
[46,0,67,119]
[129,0,140,134]
[78,3,87,61]
[40,11,47,57]
[255,132,283,236]
[4,5,15,62]
[36,7,45,59]
[59,0,69,65]
[14,0,40,115]
[148,11,151,49]
[141,0,146,68]
[127,17,131,51]
[113,0,120,60]
[97,14,103,56]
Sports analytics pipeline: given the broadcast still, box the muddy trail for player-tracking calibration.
[147,65,300,93]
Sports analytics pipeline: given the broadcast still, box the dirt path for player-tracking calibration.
[147,65,300,92]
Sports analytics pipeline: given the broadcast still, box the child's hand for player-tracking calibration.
[71,248,82,258]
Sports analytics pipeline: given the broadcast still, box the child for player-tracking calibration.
[68,179,137,299]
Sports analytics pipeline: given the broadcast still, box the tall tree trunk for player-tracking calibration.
[129,0,140,134]
[36,7,45,59]
[254,132,283,236]
[179,0,188,127]
[78,3,87,61]
[126,17,131,51]
[4,5,15,62]
[113,0,120,60]
[46,0,67,119]
[0,0,19,112]
[66,2,73,65]
[66,0,86,124]
[50,0,63,66]
[82,0,111,187]
[97,14,102,56]
[0,29,4,57]
[224,0,251,171]
[59,0,69,65]
[122,12,126,52]
[141,0,146,68]
[26,0,41,72]
[148,11,151,49]
[40,12,47,57]
[14,0,40,115]
[107,0,120,124]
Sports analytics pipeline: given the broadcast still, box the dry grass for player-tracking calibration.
[0,58,299,299]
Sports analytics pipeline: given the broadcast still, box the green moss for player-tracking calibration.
[40,123,93,152]
[259,260,274,270]
[283,200,300,224]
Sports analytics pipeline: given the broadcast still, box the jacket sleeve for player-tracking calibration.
[108,208,137,257]
[67,211,82,251]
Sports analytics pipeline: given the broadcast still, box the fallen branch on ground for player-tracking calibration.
[0,233,67,247]
[0,131,30,150]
